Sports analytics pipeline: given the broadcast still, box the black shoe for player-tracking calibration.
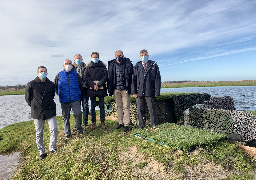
[78,131,83,136]
[116,124,124,129]
[50,149,57,154]
[65,135,71,139]
[124,126,129,133]
[39,153,47,160]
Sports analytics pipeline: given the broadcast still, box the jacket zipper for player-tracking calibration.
[68,74,71,102]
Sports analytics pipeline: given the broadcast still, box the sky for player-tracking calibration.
[1,0,256,86]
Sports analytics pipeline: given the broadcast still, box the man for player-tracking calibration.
[72,54,89,127]
[54,59,83,139]
[132,49,161,129]
[84,52,108,130]
[25,66,58,160]
[108,50,133,132]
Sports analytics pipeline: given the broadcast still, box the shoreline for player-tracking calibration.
[1,81,256,96]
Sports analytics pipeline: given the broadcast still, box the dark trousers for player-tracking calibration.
[90,96,105,122]
[61,100,83,136]
[81,92,89,126]
[136,96,158,128]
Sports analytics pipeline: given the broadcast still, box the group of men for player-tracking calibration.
[25,49,161,160]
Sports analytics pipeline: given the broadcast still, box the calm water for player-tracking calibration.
[161,86,256,111]
[0,86,255,129]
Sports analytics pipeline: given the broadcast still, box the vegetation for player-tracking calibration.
[0,89,25,96]
[162,80,256,88]
[0,113,255,179]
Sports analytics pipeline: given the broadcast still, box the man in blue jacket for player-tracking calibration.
[132,49,161,129]
[54,59,83,139]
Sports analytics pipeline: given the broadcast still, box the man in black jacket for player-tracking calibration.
[132,49,161,129]
[108,50,133,132]
[84,52,108,130]
[25,66,58,160]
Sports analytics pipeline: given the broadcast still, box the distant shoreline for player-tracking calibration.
[1,80,256,96]
[162,80,256,88]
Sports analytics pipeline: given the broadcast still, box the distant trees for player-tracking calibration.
[0,84,26,90]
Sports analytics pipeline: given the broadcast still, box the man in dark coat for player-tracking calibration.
[108,50,133,132]
[84,52,108,130]
[132,49,161,129]
[72,53,89,127]
[25,66,58,160]
[54,59,83,139]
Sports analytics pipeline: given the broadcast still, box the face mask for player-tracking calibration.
[116,56,123,62]
[39,72,47,79]
[65,65,73,72]
[141,55,148,62]
[76,59,82,65]
[92,58,98,63]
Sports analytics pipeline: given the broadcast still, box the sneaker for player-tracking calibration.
[124,126,129,133]
[39,153,47,160]
[116,124,124,129]
[101,121,106,129]
[91,121,96,130]
[50,149,57,154]
[65,135,71,139]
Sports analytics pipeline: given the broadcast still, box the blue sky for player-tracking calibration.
[0,0,256,86]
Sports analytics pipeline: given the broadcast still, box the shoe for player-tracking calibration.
[39,153,47,160]
[91,121,96,130]
[101,121,106,129]
[116,124,124,129]
[65,135,71,139]
[78,131,83,135]
[50,149,57,154]
[124,126,129,133]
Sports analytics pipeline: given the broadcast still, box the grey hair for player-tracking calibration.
[64,59,72,64]
[74,54,82,57]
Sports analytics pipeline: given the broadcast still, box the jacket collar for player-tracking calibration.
[34,76,49,83]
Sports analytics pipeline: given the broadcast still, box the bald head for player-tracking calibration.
[115,50,124,58]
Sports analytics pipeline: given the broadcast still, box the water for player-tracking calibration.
[0,86,255,130]
[161,86,256,111]
[0,95,97,130]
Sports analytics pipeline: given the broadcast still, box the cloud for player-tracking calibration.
[51,54,64,57]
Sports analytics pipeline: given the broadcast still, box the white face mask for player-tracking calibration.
[65,65,72,72]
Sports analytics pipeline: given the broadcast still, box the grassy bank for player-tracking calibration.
[0,89,25,96]
[162,80,256,88]
[1,113,256,179]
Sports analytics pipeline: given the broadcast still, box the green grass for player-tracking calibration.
[0,89,25,96]
[0,113,255,179]
[162,80,256,88]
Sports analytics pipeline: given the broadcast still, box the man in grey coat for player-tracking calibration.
[132,49,161,129]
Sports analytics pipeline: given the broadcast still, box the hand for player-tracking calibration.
[155,95,158,97]
[133,94,137,98]
[94,85,99,91]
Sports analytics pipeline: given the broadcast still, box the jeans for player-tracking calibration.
[82,93,89,126]
[90,96,105,121]
[34,116,58,155]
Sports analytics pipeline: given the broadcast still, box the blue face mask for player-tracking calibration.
[141,55,148,62]
[76,59,82,65]
[92,58,98,63]
[39,72,47,79]
[116,56,123,62]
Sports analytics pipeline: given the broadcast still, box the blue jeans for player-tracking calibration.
[90,96,105,122]
[82,93,89,126]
